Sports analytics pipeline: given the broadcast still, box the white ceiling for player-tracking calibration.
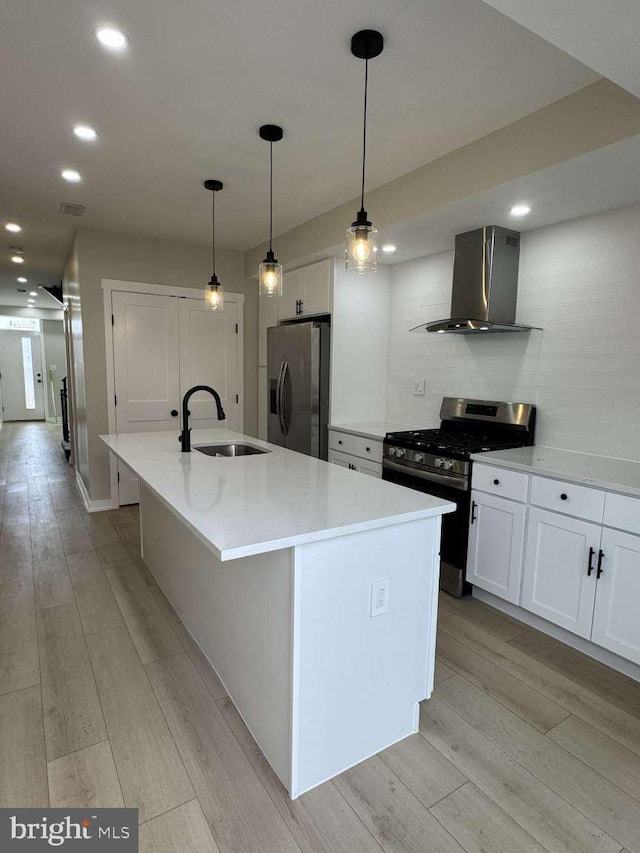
[375,134,640,265]
[306,134,640,268]
[479,0,640,99]
[0,0,596,307]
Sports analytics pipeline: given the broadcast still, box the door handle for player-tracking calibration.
[587,546,595,576]
[280,361,290,434]
[170,409,178,417]
[275,362,285,433]
[596,549,604,579]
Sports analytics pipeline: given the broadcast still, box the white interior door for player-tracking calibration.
[112,291,181,504]
[0,330,45,421]
[178,298,241,432]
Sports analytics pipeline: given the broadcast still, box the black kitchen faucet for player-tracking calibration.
[179,385,225,452]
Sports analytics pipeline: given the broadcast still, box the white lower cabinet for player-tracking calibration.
[329,449,382,478]
[470,464,640,667]
[466,491,526,604]
[521,508,599,638]
[591,527,640,664]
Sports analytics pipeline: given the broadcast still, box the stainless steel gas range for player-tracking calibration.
[382,397,536,597]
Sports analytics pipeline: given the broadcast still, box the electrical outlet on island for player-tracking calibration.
[370,577,390,617]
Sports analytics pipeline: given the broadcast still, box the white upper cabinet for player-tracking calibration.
[279,259,332,321]
[591,527,640,665]
[521,507,599,639]
[466,491,526,604]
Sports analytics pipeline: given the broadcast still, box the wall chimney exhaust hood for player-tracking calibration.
[410,225,539,334]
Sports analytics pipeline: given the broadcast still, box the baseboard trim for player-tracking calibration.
[75,469,116,513]
[473,588,640,683]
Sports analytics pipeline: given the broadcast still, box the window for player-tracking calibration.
[21,336,36,409]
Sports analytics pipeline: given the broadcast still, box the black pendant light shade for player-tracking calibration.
[346,29,384,274]
[258,124,284,297]
[204,179,224,311]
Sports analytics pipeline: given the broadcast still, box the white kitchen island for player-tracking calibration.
[100,428,454,799]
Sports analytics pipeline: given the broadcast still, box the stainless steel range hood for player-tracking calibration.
[411,225,539,334]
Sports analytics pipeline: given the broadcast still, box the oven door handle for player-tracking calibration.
[383,459,468,491]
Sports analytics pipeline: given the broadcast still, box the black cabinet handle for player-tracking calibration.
[493,478,500,485]
[587,546,595,576]
[299,299,304,314]
[338,439,343,445]
[596,549,604,579]
[560,493,568,501]
[170,409,178,417]
[471,501,477,524]
[366,446,371,452]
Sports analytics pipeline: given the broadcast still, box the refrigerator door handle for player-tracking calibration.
[276,361,285,434]
[281,361,290,434]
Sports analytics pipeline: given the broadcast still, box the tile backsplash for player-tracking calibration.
[386,202,640,460]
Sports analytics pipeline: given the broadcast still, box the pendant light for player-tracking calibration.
[346,29,384,274]
[258,124,284,297]
[204,179,224,311]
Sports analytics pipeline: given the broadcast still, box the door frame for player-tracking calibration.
[102,278,245,507]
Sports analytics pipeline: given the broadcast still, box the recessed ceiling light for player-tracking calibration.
[17,276,27,283]
[61,169,82,183]
[73,124,97,142]
[5,222,21,233]
[28,299,35,304]
[11,255,25,264]
[510,203,531,217]
[94,26,128,51]
[382,244,397,254]
[29,291,38,297]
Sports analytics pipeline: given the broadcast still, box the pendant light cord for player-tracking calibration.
[360,57,368,211]
[211,189,216,278]
[269,141,274,252]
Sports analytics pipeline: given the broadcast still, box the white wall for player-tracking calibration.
[386,201,640,461]
[330,263,390,424]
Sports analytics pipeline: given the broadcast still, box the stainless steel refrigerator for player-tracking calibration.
[267,320,330,459]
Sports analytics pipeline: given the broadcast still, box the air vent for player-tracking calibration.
[59,202,86,216]
[506,235,519,247]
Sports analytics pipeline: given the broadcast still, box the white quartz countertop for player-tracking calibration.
[471,446,640,498]
[329,421,431,440]
[101,429,455,561]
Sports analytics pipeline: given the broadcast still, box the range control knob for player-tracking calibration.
[435,457,444,468]
[387,446,396,457]
[442,459,454,470]
[414,452,424,464]
[396,447,405,458]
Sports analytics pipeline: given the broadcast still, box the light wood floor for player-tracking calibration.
[1,422,640,853]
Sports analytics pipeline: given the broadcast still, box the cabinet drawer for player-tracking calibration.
[350,435,383,464]
[472,464,529,502]
[530,476,604,523]
[357,460,382,478]
[328,430,354,454]
[604,492,640,536]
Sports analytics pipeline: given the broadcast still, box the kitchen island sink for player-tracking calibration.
[100,427,454,799]
[195,442,270,457]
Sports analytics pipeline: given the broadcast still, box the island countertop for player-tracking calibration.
[101,429,455,561]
